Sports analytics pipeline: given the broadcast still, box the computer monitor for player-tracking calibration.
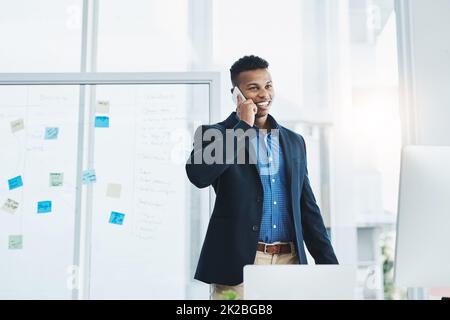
[243,265,356,300]
[395,146,450,287]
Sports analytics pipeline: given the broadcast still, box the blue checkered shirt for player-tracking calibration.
[250,118,294,243]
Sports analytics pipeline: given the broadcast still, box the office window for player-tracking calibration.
[349,0,402,300]
[0,0,82,72]
[212,0,304,119]
[211,0,403,299]
[96,0,190,71]
[1,0,406,300]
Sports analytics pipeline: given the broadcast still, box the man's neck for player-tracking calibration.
[254,115,271,130]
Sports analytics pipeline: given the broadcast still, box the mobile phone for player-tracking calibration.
[232,86,246,106]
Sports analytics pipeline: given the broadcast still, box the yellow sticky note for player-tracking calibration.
[96,100,110,114]
[106,183,122,198]
[10,119,24,133]
[2,198,19,214]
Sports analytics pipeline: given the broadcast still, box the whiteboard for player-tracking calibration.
[88,84,210,299]
[0,73,219,299]
[0,85,79,299]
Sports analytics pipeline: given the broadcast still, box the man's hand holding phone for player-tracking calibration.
[234,87,257,127]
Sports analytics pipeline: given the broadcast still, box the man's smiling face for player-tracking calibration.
[237,68,274,119]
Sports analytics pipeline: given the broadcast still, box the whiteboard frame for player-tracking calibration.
[0,72,221,299]
[0,73,221,86]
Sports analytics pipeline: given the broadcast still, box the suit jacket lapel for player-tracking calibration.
[280,128,293,188]
[224,112,261,185]
[280,127,302,231]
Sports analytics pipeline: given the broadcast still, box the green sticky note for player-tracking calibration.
[49,173,64,187]
[8,235,23,250]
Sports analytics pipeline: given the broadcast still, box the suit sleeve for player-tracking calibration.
[185,120,253,188]
[299,136,339,264]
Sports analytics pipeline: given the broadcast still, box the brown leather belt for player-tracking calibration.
[257,242,292,255]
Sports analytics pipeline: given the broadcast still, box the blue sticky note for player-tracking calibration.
[44,127,59,139]
[109,211,125,225]
[37,201,52,214]
[82,169,97,184]
[8,176,23,190]
[95,116,109,128]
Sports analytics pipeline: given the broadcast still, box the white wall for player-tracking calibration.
[396,0,450,145]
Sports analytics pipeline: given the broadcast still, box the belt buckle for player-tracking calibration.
[264,244,274,254]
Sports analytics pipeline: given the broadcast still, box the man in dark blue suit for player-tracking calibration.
[186,55,338,299]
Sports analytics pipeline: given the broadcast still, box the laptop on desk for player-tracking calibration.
[243,265,356,300]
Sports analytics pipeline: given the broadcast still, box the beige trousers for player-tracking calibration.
[211,242,298,300]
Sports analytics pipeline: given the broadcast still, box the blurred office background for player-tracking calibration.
[2,0,448,299]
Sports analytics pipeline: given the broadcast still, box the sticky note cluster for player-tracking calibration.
[107,183,124,227]
[4,102,126,247]
[95,100,110,128]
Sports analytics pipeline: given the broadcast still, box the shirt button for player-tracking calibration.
[273,225,277,229]
[272,179,275,183]
[273,201,277,205]
[269,157,273,162]
[252,225,259,232]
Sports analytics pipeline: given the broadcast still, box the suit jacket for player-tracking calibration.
[186,112,338,285]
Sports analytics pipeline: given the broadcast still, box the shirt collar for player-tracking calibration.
[233,112,280,130]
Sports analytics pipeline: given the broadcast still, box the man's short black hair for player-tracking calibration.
[230,55,269,87]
